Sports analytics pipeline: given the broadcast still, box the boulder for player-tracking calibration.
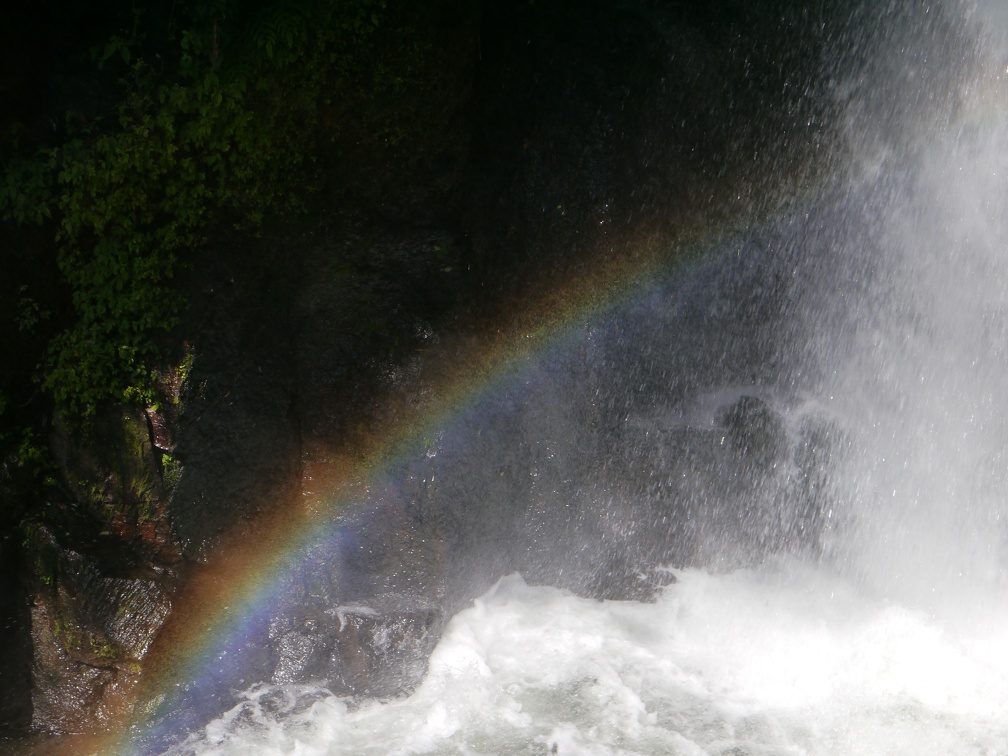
[718,394,789,470]
[270,593,443,697]
[26,526,174,734]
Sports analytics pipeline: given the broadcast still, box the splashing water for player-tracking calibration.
[164,2,1008,754]
[169,568,1008,755]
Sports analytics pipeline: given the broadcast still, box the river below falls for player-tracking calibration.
[168,561,1008,755]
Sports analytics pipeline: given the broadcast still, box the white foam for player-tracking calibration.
[174,565,1008,755]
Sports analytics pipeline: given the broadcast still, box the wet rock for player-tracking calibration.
[168,238,302,560]
[67,555,172,660]
[789,413,851,558]
[329,594,443,697]
[10,402,183,735]
[269,594,443,698]
[583,559,678,602]
[266,468,447,696]
[26,526,173,734]
[145,406,173,453]
[717,395,789,469]
[48,407,181,570]
[30,599,138,734]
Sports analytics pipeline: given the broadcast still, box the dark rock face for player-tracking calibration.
[0,536,32,732]
[293,225,461,455]
[4,404,184,736]
[31,601,135,735]
[167,238,303,561]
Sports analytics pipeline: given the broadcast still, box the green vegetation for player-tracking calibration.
[160,453,182,495]
[1,0,387,424]
[0,0,470,579]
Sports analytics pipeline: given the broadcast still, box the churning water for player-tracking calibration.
[170,2,1008,753]
[168,567,1008,755]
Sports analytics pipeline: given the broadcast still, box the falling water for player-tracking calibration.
[169,2,1008,753]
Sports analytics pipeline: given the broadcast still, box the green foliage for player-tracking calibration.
[173,347,195,402]
[161,453,182,494]
[2,0,388,425]
[43,62,269,418]
[12,429,59,490]
[1,424,58,526]
[0,152,53,225]
[16,285,51,333]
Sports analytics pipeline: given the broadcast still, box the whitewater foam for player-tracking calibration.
[170,563,1008,755]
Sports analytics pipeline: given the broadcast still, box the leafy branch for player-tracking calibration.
[2,0,386,424]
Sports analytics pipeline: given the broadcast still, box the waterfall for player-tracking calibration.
[162,2,1008,753]
[788,0,1008,606]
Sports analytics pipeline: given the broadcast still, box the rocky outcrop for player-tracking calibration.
[25,525,175,733]
[3,402,183,735]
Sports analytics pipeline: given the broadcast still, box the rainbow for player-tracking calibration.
[102,217,733,753]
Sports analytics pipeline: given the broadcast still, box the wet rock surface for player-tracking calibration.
[26,526,174,734]
[719,395,790,469]
[269,593,443,697]
[167,237,303,561]
[4,401,184,737]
